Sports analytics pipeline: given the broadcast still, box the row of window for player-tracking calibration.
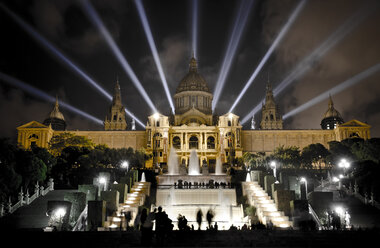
[175,96,211,108]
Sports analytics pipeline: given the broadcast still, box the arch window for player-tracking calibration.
[189,136,198,149]
[173,136,181,149]
[207,136,215,149]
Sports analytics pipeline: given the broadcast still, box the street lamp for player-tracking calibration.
[300,177,308,199]
[338,158,350,177]
[99,176,107,191]
[270,161,278,183]
[121,160,129,170]
[332,176,341,189]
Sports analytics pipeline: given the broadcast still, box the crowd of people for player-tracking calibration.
[174,180,231,189]
[135,206,173,246]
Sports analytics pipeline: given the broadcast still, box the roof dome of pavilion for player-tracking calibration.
[175,56,211,94]
[323,95,343,119]
[43,96,66,131]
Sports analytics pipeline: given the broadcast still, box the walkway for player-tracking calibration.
[0,190,76,230]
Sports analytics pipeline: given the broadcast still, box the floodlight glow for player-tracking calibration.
[339,158,350,169]
[54,208,66,218]
[332,177,340,182]
[121,161,129,169]
[241,3,376,125]
[99,177,106,184]
[300,177,307,183]
[153,112,160,121]
[134,0,175,114]
[270,161,276,169]
[335,206,344,215]
[192,0,199,58]
[212,0,254,111]
[81,0,158,114]
[283,63,380,119]
[0,72,103,125]
[228,0,307,113]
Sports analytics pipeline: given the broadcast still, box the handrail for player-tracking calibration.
[308,203,324,230]
[72,205,88,231]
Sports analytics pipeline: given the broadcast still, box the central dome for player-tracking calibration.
[173,56,213,124]
[176,57,211,94]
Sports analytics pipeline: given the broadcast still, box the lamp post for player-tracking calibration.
[99,176,107,192]
[300,177,308,199]
[338,158,350,177]
[270,161,278,182]
[332,176,341,189]
[121,160,129,176]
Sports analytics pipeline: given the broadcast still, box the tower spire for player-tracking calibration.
[105,77,127,130]
[189,54,197,72]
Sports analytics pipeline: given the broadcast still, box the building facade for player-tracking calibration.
[17,56,371,168]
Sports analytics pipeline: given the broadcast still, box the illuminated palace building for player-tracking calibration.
[17,56,371,168]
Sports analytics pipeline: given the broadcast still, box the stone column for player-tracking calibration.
[18,189,24,206]
[49,178,54,190]
[35,182,40,197]
[25,189,30,205]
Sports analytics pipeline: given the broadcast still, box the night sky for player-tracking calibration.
[0,0,379,140]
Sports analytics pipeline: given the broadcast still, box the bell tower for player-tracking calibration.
[260,84,283,130]
[104,78,127,130]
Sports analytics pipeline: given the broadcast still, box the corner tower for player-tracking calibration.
[321,95,344,130]
[104,78,127,130]
[43,96,66,131]
[260,84,283,130]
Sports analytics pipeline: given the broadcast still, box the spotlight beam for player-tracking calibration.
[192,0,199,58]
[133,0,175,114]
[0,72,103,125]
[241,2,377,125]
[0,3,111,101]
[228,0,307,113]
[0,3,145,128]
[212,0,254,111]
[81,0,158,114]
[273,2,376,97]
[283,63,380,119]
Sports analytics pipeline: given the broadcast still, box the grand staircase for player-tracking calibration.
[242,181,292,228]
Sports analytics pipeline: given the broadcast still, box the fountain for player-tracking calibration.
[188,149,200,175]
[246,172,251,182]
[168,147,179,175]
[141,172,146,182]
[215,157,223,175]
[154,149,244,230]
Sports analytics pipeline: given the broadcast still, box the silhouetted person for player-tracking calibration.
[214,222,218,231]
[206,209,214,229]
[140,208,148,245]
[155,206,165,245]
[196,209,203,230]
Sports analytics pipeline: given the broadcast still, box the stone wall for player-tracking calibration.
[241,130,336,153]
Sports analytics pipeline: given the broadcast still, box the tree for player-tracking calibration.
[15,149,47,188]
[48,132,95,156]
[350,138,380,163]
[273,146,301,169]
[0,138,22,201]
[327,140,353,165]
[301,143,330,169]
